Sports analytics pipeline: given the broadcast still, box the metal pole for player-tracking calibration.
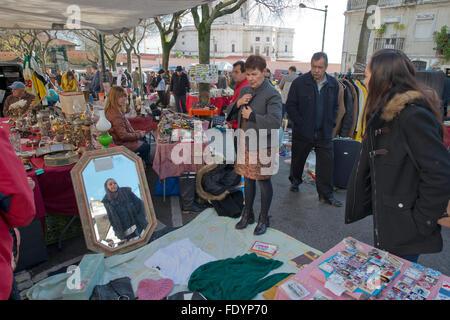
[98,33,107,82]
[322,5,328,52]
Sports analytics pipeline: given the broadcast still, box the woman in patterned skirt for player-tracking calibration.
[225,55,282,235]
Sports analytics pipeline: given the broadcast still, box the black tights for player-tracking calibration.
[244,177,273,216]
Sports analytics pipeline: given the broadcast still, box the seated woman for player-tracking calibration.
[102,178,148,242]
[105,86,151,167]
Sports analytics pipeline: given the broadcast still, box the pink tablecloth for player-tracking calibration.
[274,237,449,300]
[444,125,450,148]
[127,115,158,133]
[186,95,232,115]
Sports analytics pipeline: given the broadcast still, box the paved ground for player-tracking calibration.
[23,137,450,293]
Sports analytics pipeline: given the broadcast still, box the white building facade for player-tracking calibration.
[342,0,450,72]
[172,1,295,60]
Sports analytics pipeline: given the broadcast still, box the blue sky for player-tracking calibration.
[82,154,142,204]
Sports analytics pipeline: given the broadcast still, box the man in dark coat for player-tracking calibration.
[345,90,450,258]
[286,52,342,207]
[170,66,190,113]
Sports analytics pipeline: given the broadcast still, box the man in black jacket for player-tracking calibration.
[170,66,190,113]
[286,52,342,207]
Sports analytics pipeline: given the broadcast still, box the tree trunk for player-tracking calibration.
[137,54,144,96]
[198,24,211,105]
[162,42,171,71]
[126,49,132,71]
[354,0,379,72]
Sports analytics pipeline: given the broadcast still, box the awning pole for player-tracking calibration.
[98,33,107,82]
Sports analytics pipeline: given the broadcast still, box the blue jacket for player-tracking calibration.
[286,71,339,142]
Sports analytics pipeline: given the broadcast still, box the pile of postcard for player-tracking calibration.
[383,264,447,300]
[318,243,403,296]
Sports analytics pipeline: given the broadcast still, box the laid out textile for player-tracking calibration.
[188,253,294,300]
[144,238,217,285]
[137,278,174,300]
[27,209,320,300]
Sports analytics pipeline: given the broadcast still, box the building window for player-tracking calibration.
[250,45,253,53]
[266,37,270,42]
[232,44,235,53]
[265,47,270,56]
[256,37,260,42]
[214,44,217,53]
[285,45,288,53]
[182,35,184,39]
[182,42,185,45]
[255,46,260,55]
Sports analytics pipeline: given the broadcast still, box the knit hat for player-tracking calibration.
[137,278,174,300]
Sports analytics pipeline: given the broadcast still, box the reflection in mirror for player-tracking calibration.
[82,154,148,248]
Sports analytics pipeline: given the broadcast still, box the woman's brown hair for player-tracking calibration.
[104,85,127,113]
[245,55,267,73]
[364,49,441,129]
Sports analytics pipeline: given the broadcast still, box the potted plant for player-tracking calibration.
[433,25,449,61]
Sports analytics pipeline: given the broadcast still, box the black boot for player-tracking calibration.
[253,212,270,235]
[179,173,204,214]
[235,207,255,230]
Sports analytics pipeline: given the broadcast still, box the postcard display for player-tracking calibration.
[188,64,219,84]
[275,237,450,300]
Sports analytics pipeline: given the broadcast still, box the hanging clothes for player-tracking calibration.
[342,78,359,137]
[353,80,368,142]
[188,253,294,300]
[339,82,354,137]
[332,77,346,137]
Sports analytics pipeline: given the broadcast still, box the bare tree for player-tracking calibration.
[154,10,187,71]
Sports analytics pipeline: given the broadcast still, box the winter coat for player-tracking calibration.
[286,72,339,143]
[279,72,298,104]
[0,129,35,299]
[131,71,140,89]
[345,90,450,256]
[170,73,190,96]
[225,78,282,151]
[105,107,143,151]
[102,187,148,240]
[332,79,346,137]
[196,164,243,218]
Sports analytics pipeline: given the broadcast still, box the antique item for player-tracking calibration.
[70,146,157,256]
[44,150,79,167]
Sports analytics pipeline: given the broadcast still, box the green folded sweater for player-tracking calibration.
[188,253,294,300]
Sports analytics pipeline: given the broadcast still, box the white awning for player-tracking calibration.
[0,0,211,33]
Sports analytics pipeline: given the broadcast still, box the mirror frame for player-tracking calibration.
[70,146,157,256]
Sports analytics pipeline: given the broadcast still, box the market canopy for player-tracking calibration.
[0,0,211,33]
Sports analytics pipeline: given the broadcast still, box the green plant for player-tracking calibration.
[373,23,387,38]
[174,51,184,59]
[433,25,450,61]
[393,23,405,31]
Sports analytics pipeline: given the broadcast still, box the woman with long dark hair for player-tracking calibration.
[345,49,450,262]
[101,178,148,242]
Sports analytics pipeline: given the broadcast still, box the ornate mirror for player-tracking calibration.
[71,146,157,256]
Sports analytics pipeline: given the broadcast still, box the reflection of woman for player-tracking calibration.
[105,86,151,167]
[61,71,78,92]
[101,178,148,241]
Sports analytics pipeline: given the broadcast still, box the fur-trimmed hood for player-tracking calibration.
[196,164,238,202]
[380,90,424,122]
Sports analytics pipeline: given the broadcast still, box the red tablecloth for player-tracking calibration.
[186,95,232,115]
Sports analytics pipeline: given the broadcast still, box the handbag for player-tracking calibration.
[90,277,136,300]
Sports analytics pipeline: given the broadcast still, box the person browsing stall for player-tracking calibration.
[345,49,450,263]
[286,52,342,207]
[61,70,79,92]
[105,86,151,167]
[230,61,249,104]
[170,66,190,113]
[0,129,36,300]
[226,55,282,236]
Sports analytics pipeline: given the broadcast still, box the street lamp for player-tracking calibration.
[299,3,328,52]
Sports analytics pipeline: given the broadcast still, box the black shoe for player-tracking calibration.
[319,195,343,207]
[182,202,205,214]
[235,208,255,230]
[254,213,270,236]
[290,184,299,192]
